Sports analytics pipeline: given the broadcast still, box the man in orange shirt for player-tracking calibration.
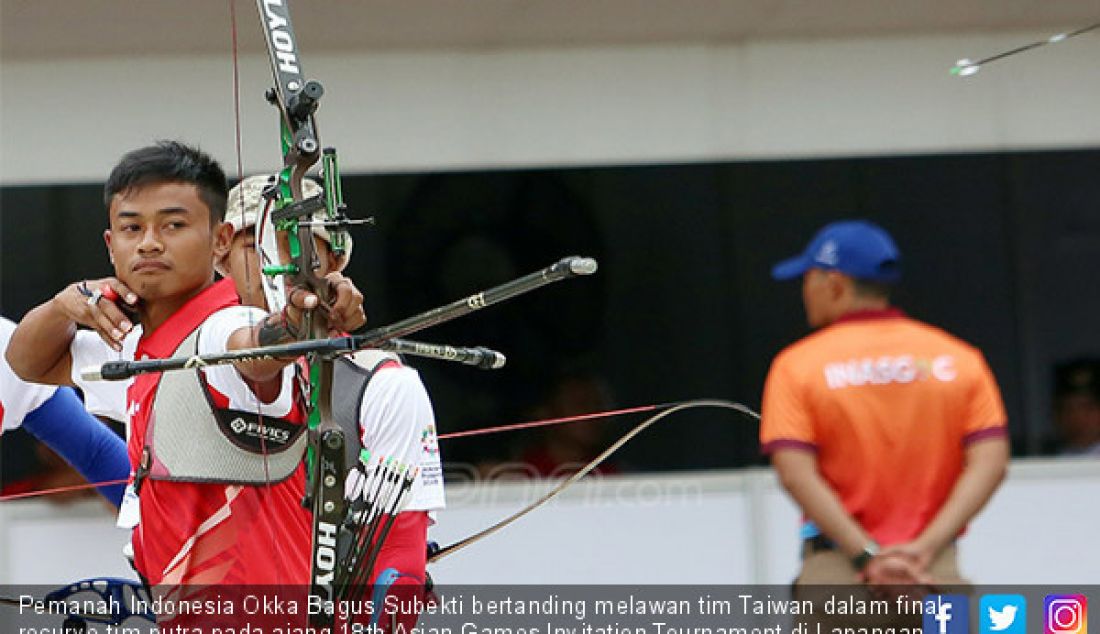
[761,220,1009,590]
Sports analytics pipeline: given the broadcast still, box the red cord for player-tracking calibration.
[439,404,663,440]
[0,478,132,502]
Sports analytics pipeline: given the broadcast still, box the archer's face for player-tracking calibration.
[219,228,345,311]
[104,181,226,306]
[221,227,268,310]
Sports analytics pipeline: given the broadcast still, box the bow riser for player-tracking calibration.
[256,0,347,626]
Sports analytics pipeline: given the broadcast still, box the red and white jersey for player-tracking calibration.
[127,279,311,586]
[66,291,448,518]
[347,350,445,513]
[1,317,57,432]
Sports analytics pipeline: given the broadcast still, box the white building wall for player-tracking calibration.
[2,459,1098,585]
[2,31,1098,185]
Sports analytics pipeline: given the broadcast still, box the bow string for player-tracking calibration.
[253,0,349,626]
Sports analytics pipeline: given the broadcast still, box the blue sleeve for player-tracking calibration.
[21,386,130,507]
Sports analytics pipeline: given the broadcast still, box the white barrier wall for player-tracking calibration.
[2,32,1099,185]
[2,458,1098,585]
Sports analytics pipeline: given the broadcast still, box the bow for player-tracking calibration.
[247,1,597,625]
[428,399,761,563]
[251,0,351,626]
[10,3,597,628]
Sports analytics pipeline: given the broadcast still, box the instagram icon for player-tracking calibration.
[1045,595,1088,634]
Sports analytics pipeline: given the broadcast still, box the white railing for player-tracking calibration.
[2,458,1098,584]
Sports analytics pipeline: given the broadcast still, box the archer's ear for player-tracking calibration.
[212,221,234,261]
[103,230,115,265]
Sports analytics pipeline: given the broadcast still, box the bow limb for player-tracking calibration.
[427,399,761,564]
[254,0,347,624]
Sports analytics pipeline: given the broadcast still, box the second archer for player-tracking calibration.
[222,174,445,623]
[7,141,366,628]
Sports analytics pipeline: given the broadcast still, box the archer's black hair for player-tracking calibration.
[104,140,228,223]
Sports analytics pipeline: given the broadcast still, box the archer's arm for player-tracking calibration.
[21,386,130,507]
[6,302,76,386]
[358,362,435,467]
[7,278,138,385]
[225,274,366,397]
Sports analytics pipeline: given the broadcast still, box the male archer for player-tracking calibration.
[7,141,365,624]
[221,174,444,628]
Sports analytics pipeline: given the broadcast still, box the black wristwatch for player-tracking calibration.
[851,541,880,571]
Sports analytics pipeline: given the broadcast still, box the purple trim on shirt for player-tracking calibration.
[963,425,1008,445]
[761,439,819,455]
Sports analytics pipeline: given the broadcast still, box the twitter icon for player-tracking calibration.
[981,595,1026,634]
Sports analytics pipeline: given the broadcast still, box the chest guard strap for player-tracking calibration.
[141,326,307,485]
[330,350,401,466]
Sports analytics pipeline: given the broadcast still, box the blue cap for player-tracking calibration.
[771,220,901,283]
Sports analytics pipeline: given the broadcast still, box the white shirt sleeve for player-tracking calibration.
[70,327,138,424]
[1,319,57,432]
[357,364,446,512]
[197,306,296,416]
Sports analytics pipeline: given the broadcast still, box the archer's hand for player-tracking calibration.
[53,278,139,352]
[281,275,366,339]
[321,272,366,334]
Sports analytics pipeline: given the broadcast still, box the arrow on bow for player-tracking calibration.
[83,256,596,381]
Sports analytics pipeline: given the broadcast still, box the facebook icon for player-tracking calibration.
[924,595,970,634]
